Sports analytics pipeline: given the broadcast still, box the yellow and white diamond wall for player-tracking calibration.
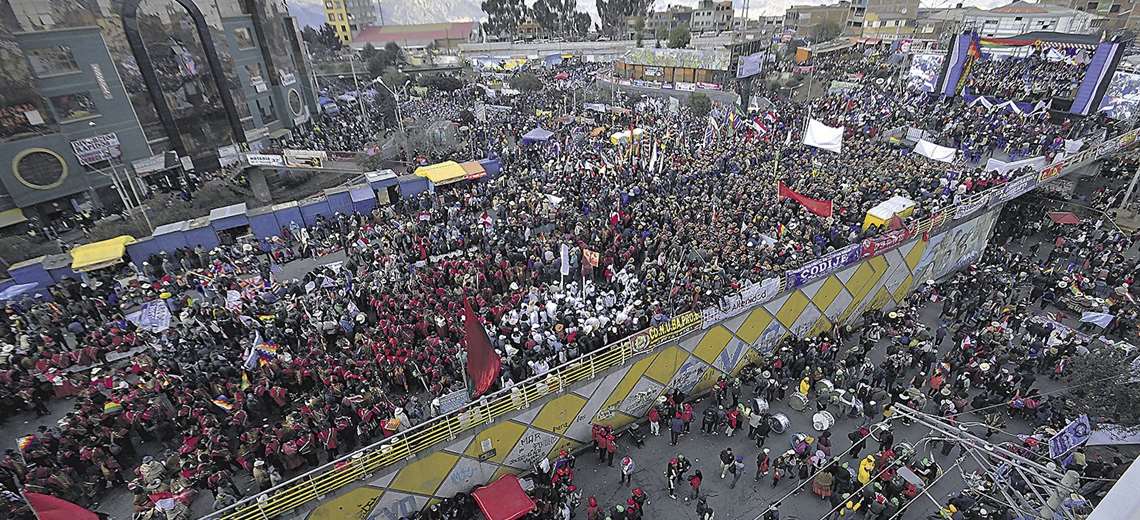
[306,207,1001,520]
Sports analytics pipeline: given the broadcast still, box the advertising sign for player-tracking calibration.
[907,54,944,92]
[786,244,862,288]
[1049,415,1092,459]
[245,154,285,167]
[70,132,120,165]
[1038,162,1064,184]
[999,174,1037,202]
[736,52,765,79]
[860,228,914,258]
[954,192,991,220]
[283,149,328,168]
[702,277,781,328]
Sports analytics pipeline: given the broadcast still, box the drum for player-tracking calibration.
[752,397,769,414]
[811,411,836,432]
[815,379,835,399]
[769,413,790,434]
[789,392,809,411]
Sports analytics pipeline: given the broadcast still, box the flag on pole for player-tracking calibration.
[582,248,600,268]
[463,298,501,398]
[777,181,834,218]
[26,493,99,520]
[560,243,571,276]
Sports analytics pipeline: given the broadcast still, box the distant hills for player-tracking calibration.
[287,0,483,28]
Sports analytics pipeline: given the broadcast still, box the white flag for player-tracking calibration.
[648,140,658,172]
[802,119,843,154]
[1080,311,1114,328]
[560,243,570,276]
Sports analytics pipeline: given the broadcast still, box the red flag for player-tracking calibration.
[777,182,834,218]
[463,298,501,398]
[25,493,99,520]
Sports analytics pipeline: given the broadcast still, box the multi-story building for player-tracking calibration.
[846,0,921,36]
[322,0,378,44]
[645,5,694,37]
[960,1,1100,39]
[690,0,733,34]
[350,22,481,51]
[1040,0,1134,32]
[784,2,852,37]
[0,0,317,225]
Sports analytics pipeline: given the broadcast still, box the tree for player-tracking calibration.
[632,16,644,47]
[482,0,528,39]
[510,72,543,93]
[1066,347,1140,427]
[811,21,842,43]
[382,69,409,91]
[361,43,379,62]
[317,23,342,51]
[367,54,390,80]
[689,92,711,118]
[384,42,405,66]
[420,75,463,92]
[572,12,592,38]
[596,0,653,38]
[532,0,557,37]
[667,24,690,48]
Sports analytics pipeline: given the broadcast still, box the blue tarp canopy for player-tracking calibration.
[522,127,554,144]
[0,282,37,302]
[318,96,334,105]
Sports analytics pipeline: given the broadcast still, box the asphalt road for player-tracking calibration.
[566,300,1058,520]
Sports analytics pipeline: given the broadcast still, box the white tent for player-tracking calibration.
[914,140,957,163]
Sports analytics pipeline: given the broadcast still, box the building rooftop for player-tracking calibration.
[351,22,476,49]
[960,0,1098,18]
[621,47,731,70]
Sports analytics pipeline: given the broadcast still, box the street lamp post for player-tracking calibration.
[346,56,367,122]
[376,77,414,164]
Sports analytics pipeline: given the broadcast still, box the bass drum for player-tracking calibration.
[752,397,769,414]
[789,392,809,411]
[769,413,790,434]
[812,411,835,432]
[815,379,835,399]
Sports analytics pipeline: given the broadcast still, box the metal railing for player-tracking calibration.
[203,127,1139,520]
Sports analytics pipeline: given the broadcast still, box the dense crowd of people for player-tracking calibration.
[965,52,1089,102]
[0,46,1134,520]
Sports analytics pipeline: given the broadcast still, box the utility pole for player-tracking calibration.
[1118,161,1140,219]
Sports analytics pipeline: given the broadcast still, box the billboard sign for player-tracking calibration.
[70,132,120,165]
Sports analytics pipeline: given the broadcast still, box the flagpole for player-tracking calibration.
[11,443,43,520]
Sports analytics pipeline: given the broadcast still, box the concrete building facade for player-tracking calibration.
[321,0,378,44]
[0,0,317,225]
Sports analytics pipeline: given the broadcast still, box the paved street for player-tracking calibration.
[566,302,1057,520]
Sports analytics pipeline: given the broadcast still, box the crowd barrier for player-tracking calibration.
[203,127,1138,520]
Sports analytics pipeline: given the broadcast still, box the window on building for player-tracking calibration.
[1087,1,1098,8]
[1110,4,1121,12]
[234,27,256,49]
[325,1,333,8]
[27,46,80,77]
[49,92,98,121]
[256,97,277,123]
[244,63,265,86]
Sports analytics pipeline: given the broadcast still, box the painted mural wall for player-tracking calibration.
[305,207,1002,520]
